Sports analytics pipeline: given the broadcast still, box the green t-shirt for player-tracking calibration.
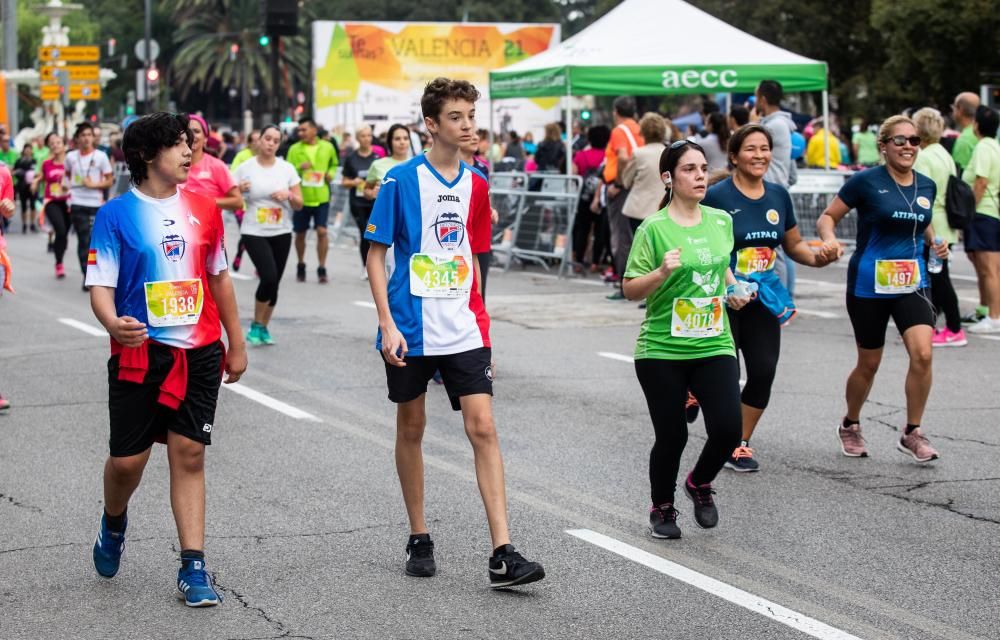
[951,125,978,170]
[286,139,338,206]
[851,131,879,166]
[913,142,958,244]
[366,156,404,186]
[229,147,254,171]
[624,205,736,361]
[963,136,1000,219]
[0,148,19,168]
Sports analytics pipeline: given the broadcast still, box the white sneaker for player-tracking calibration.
[967,317,1000,334]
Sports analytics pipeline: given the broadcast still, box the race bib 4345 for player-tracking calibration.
[409,253,473,298]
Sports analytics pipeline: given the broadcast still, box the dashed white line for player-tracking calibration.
[971,334,1000,341]
[353,300,377,309]
[223,383,320,421]
[57,317,319,421]
[566,529,865,640]
[229,272,254,281]
[795,309,841,319]
[597,351,634,363]
[58,317,107,337]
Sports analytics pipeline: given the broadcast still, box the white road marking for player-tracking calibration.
[971,334,1000,341]
[223,383,320,421]
[567,529,865,640]
[56,317,319,421]
[229,272,253,281]
[596,352,745,385]
[58,318,107,337]
[506,270,607,287]
[352,300,377,309]
[597,351,634,363]
[795,309,841,319]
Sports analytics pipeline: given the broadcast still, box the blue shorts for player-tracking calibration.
[965,213,1000,252]
[292,202,330,232]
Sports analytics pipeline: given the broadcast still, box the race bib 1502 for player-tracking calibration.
[409,253,473,298]
[735,246,776,275]
[144,279,204,327]
[874,259,919,294]
[671,296,725,338]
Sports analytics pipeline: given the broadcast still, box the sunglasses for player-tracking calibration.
[882,135,921,147]
[670,139,695,150]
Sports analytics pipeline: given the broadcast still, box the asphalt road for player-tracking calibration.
[1,219,998,640]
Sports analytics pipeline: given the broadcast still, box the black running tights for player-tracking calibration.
[925,248,961,333]
[727,300,781,410]
[46,200,70,266]
[635,356,742,505]
[241,233,291,306]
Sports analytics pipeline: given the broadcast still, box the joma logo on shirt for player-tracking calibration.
[745,231,778,240]
[437,194,461,203]
[892,211,925,222]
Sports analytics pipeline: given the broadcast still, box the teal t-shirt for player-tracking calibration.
[963,136,1000,219]
[624,205,736,361]
[852,131,879,166]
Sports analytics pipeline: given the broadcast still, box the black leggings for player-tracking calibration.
[241,234,291,306]
[477,252,491,302]
[45,200,70,265]
[924,245,961,333]
[727,301,781,410]
[635,356,742,505]
[71,205,98,275]
[351,203,373,266]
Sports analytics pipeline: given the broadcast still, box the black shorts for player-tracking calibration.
[108,342,224,457]
[846,291,935,349]
[383,347,493,411]
[964,213,1000,252]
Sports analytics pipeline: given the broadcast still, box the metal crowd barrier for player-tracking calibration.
[490,171,582,277]
[789,170,856,247]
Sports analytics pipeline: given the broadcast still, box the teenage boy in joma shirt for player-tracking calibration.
[87,113,247,607]
[364,78,545,588]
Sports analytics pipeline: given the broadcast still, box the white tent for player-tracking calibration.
[489,0,831,170]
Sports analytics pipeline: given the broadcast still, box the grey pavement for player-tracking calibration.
[1,219,998,640]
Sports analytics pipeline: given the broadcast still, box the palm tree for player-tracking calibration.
[168,0,309,111]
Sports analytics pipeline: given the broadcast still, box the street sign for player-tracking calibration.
[38,46,100,62]
[40,65,100,82]
[40,85,61,101]
[134,39,160,63]
[69,84,101,101]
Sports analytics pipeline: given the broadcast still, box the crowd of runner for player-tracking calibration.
[1,75,998,604]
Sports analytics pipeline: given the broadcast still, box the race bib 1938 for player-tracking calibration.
[409,253,473,298]
[735,247,776,275]
[874,259,919,294]
[671,296,725,338]
[144,279,204,327]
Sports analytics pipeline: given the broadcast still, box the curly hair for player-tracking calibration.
[122,112,192,186]
[421,77,480,121]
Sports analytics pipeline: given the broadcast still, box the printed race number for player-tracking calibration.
[671,296,725,338]
[735,247,776,275]
[874,259,919,294]
[144,279,204,327]
[409,253,473,298]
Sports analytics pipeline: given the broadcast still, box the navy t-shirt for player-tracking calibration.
[837,166,935,298]
[703,177,797,276]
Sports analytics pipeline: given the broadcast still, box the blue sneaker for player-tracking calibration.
[247,322,263,346]
[259,325,275,345]
[92,513,127,578]
[177,559,222,607]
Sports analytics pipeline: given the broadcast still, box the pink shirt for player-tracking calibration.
[42,159,69,201]
[0,166,12,251]
[573,148,605,175]
[181,153,235,202]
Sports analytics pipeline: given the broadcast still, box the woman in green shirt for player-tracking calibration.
[623,140,751,540]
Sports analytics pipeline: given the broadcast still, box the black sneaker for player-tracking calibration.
[961,309,985,324]
[296,263,306,282]
[488,544,545,588]
[404,534,436,577]
[648,503,681,539]
[317,266,328,284]
[724,441,760,473]
[684,473,718,528]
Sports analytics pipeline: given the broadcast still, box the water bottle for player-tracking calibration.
[726,280,758,300]
[927,236,943,274]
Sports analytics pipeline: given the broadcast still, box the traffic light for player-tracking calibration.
[259,35,270,47]
[107,38,116,56]
[146,66,160,83]
[229,43,239,62]
[580,109,592,121]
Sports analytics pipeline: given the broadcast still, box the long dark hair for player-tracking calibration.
[708,112,729,153]
[658,140,706,209]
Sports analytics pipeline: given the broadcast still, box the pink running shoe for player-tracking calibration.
[55,263,65,279]
[931,328,967,348]
[897,428,939,463]
[837,422,868,457]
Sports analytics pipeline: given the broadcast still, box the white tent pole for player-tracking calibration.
[822,89,830,170]
[564,81,573,174]
[489,98,495,160]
